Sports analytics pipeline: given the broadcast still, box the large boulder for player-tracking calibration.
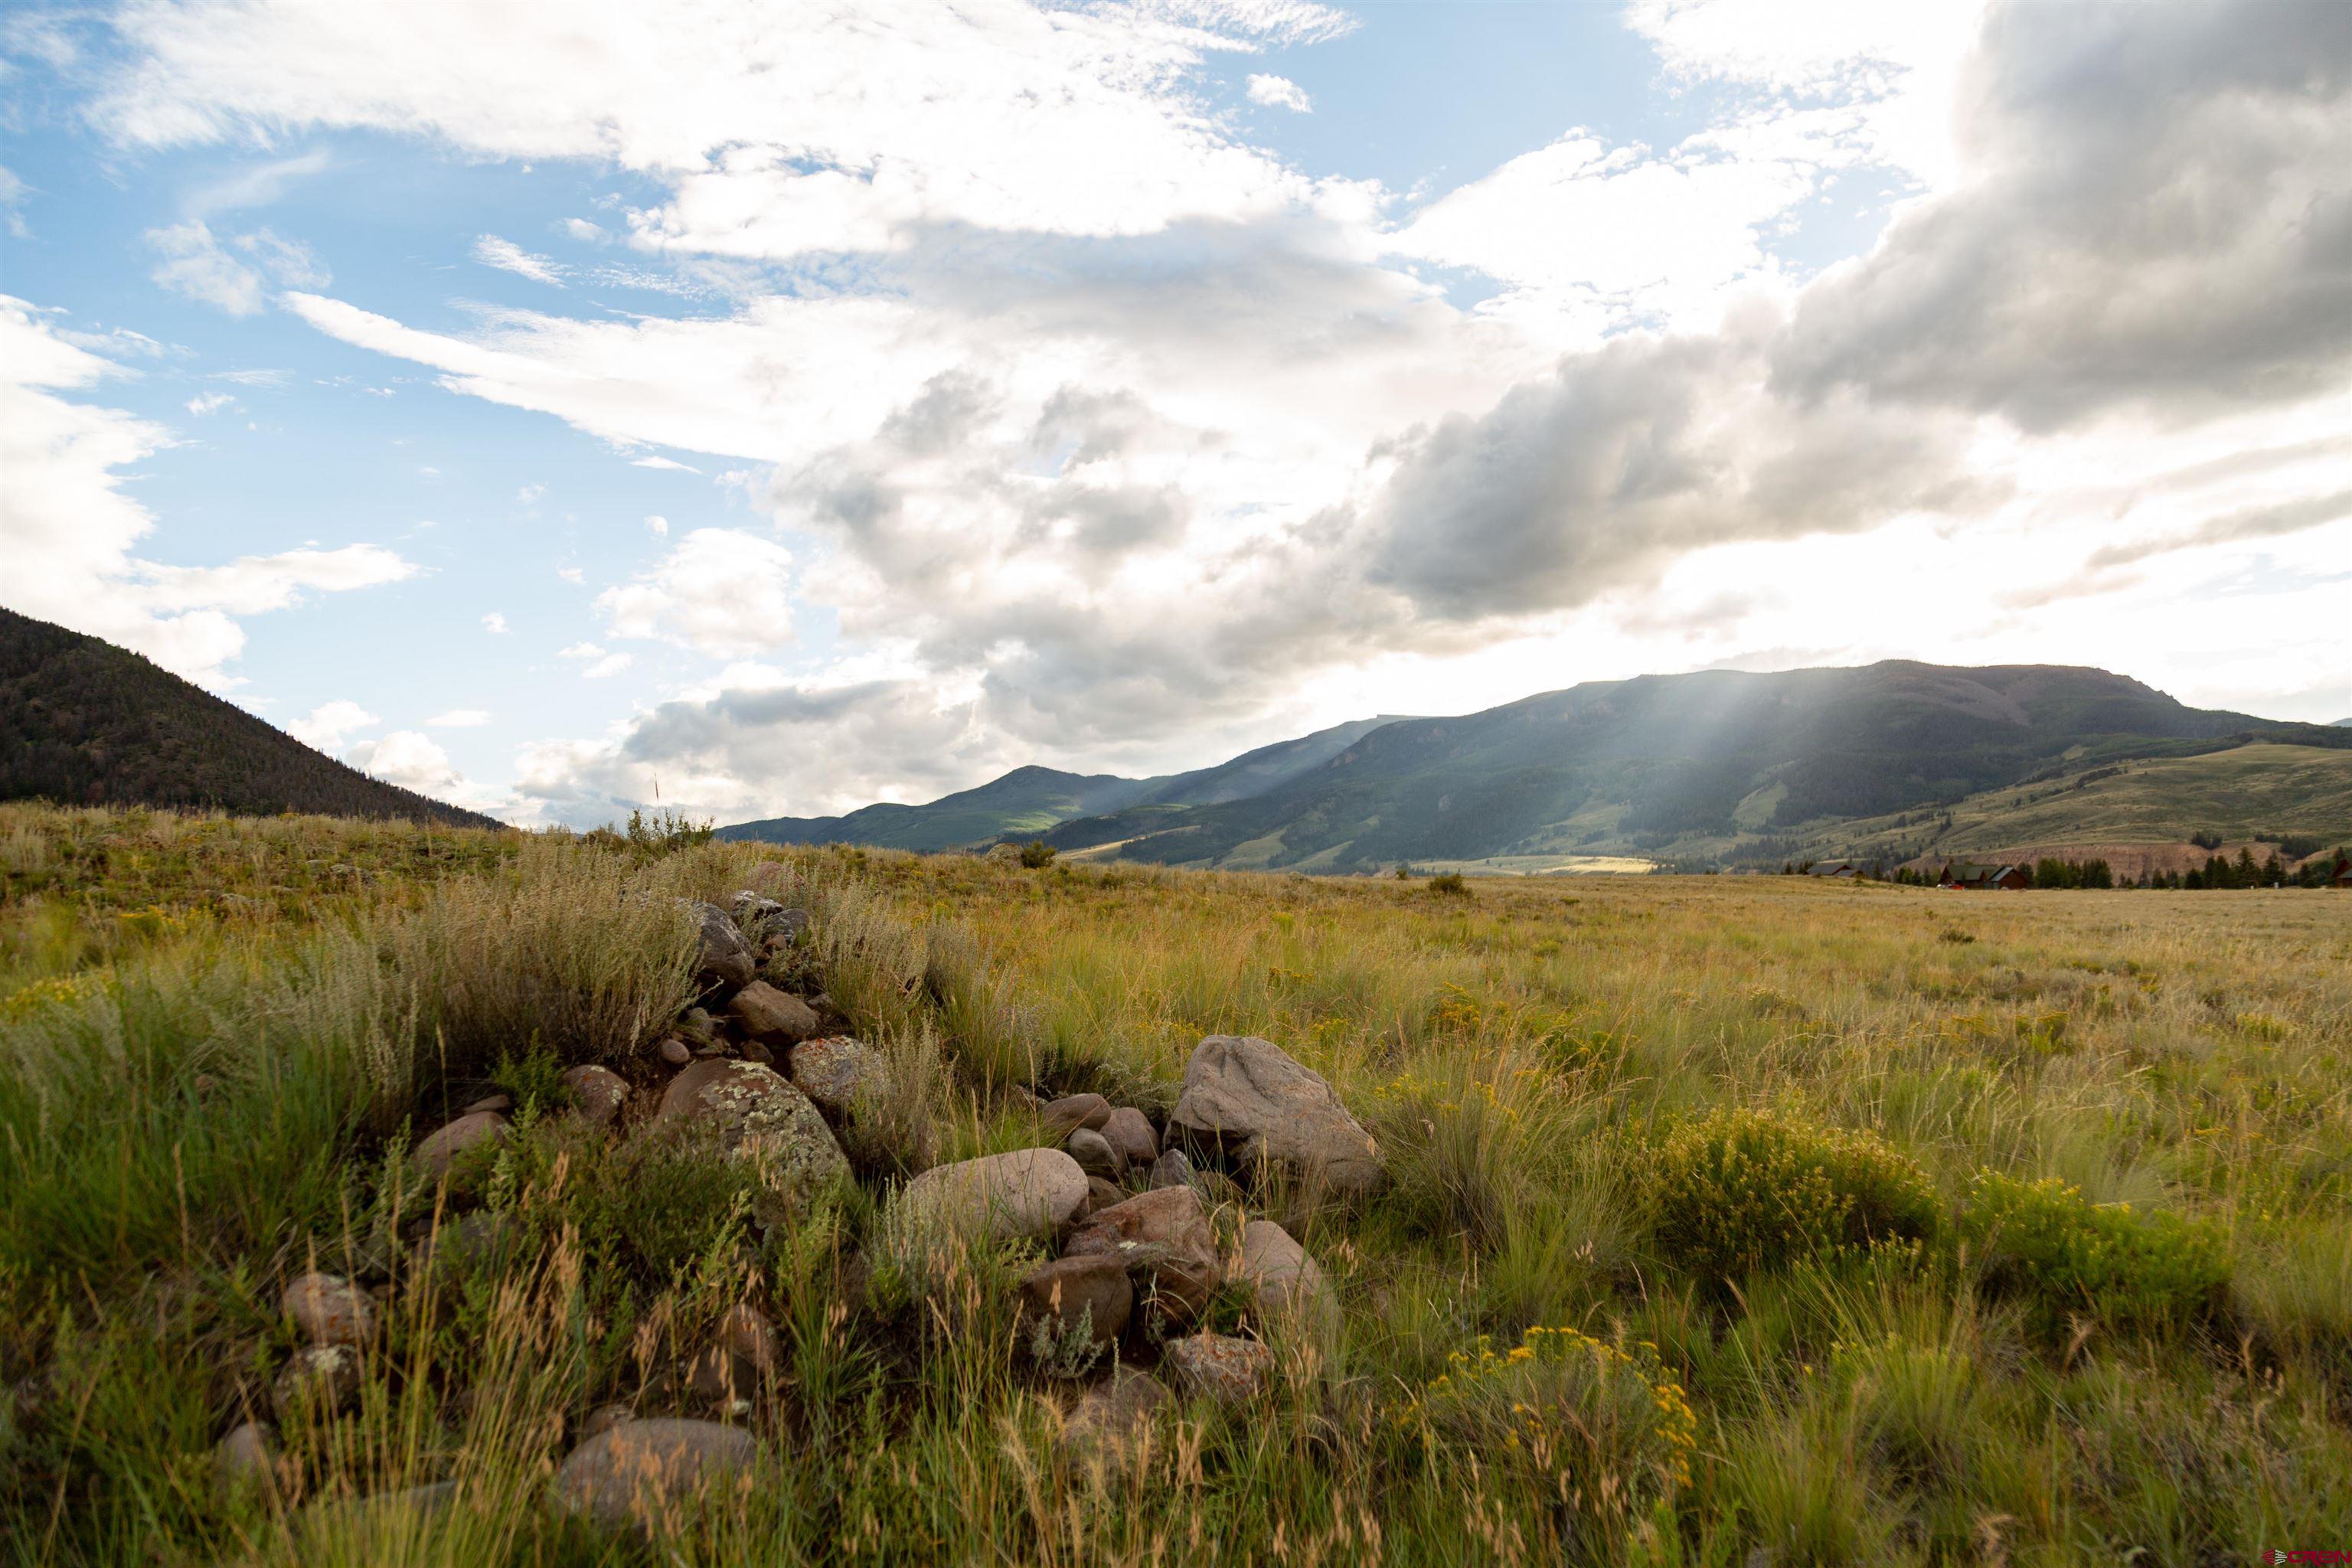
[1167,1036,1380,1197]
[1236,1220,1338,1332]
[282,1272,374,1348]
[653,1060,848,1200]
[1063,1185,1218,1325]
[686,902,757,992]
[727,982,821,1045]
[552,1418,758,1530]
[1161,1334,1273,1405]
[1014,1255,1132,1354]
[788,1037,875,1116]
[894,1148,1089,1246]
[1040,1093,1112,1138]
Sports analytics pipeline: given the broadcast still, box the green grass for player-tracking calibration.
[4,802,2350,1564]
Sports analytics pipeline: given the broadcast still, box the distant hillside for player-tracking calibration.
[717,715,1410,851]
[1034,662,2350,873]
[0,608,501,828]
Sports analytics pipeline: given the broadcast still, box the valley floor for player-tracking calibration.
[3,803,2348,1564]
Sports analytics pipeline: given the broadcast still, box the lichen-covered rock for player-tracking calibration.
[895,1148,1089,1245]
[1101,1107,1158,1167]
[727,981,820,1045]
[1168,1035,1380,1197]
[552,1418,758,1530]
[1161,1334,1274,1405]
[1015,1255,1132,1353]
[788,1036,875,1116]
[282,1272,374,1348]
[413,1110,509,1181]
[1063,1185,1218,1325]
[561,1065,630,1127]
[273,1345,361,1419]
[654,1060,848,1200]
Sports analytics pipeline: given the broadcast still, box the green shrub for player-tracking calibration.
[1017,839,1057,868]
[1427,871,1468,896]
[1962,1171,2226,1336]
[1648,1108,1938,1282]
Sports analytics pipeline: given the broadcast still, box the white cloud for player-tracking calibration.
[556,564,584,584]
[345,729,462,792]
[594,526,795,655]
[629,455,702,472]
[186,149,332,216]
[0,296,413,686]
[645,513,668,535]
[424,708,492,727]
[473,234,567,285]
[146,220,327,315]
[517,482,545,504]
[287,697,379,749]
[482,611,509,633]
[1245,74,1310,113]
[185,390,240,415]
[563,217,606,243]
[559,641,633,678]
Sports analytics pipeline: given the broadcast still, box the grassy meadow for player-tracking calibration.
[3,801,2350,1565]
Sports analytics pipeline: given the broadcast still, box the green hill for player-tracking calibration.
[1035,662,2349,872]
[0,608,501,828]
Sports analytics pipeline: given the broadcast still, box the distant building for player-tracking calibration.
[1805,859,1860,878]
[1940,862,2030,890]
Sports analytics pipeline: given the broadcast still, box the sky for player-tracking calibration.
[2,0,2347,828]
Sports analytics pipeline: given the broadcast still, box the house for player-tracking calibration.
[1939,862,2030,890]
[1805,859,1860,878]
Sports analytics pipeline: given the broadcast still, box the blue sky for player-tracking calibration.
[3,1,2346,825]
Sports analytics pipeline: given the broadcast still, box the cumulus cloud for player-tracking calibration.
[287,698,378,749]
[482,611,509,633]
[185,390,239,415]
[592,527,795,655]
[1246,74,1310,112]
[425,708,492,727]
[345,730,463,793]
[559,641,632,678]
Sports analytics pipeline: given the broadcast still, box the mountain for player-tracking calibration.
[1023,662,2352,873]
[1,608,501,828]
[715,715,1410,851]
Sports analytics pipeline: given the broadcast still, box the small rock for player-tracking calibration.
[1236,1219,1338,1331]
[1063,1185,1219,1325]
[1040,1093,1112,1138]
[552,1418,759,1531]
[1084,1176,1125,1214]
[460,1093,512,1116]
[214,1420,279,1498]
[1148,1149,1196,1190]
[687,902,758,993]
[681,1006,720,1040]
[273,1344,362,1419]
[731,891,789,927]
[1161,1334,1273,1405]
[413,1111,508,1181]
[727,981,822,1045]
[1064,1127,1123,1181]
[1015,1255,1132,1354]
[1101,1107,1158,1167]
[653,1060,848,1200]
[1168,1035,1381,1198]
[579,1402,635,1442]
[740,1039,775,1066]
[561,1065,630,1127]
[281,1272,374,1348]
[659,1037,694,1067]
[688,1304,780,1403]
[788,1037,876,1116]
[893,1148,1089,1246]
[1058,1367,1170,1464]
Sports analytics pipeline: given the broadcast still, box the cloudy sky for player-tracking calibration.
[3,0,2346,826]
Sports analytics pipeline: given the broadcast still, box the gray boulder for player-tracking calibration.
[1168,1036,1380,1197]
[1161,1334,1274,1405]
[273,1344,361,1419]
[1064,1127,1123,1181]
[561,1064,631,1127]
[1148,1149,1195,1190]
[727,981,821,1045]
[282,1272,374,1348]
[686,902,757,992]
[1057,1367,1169,1465]
[894,1148,1089,1246]
[1040,1093,1112,1138]
[552,1418,758,1530]
[788,1036,875,1116]
[1101,1107,1158,1167]
[413,1110,509,1181]
[213,1420,279,1498]
[1236,1219,1338,1332]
